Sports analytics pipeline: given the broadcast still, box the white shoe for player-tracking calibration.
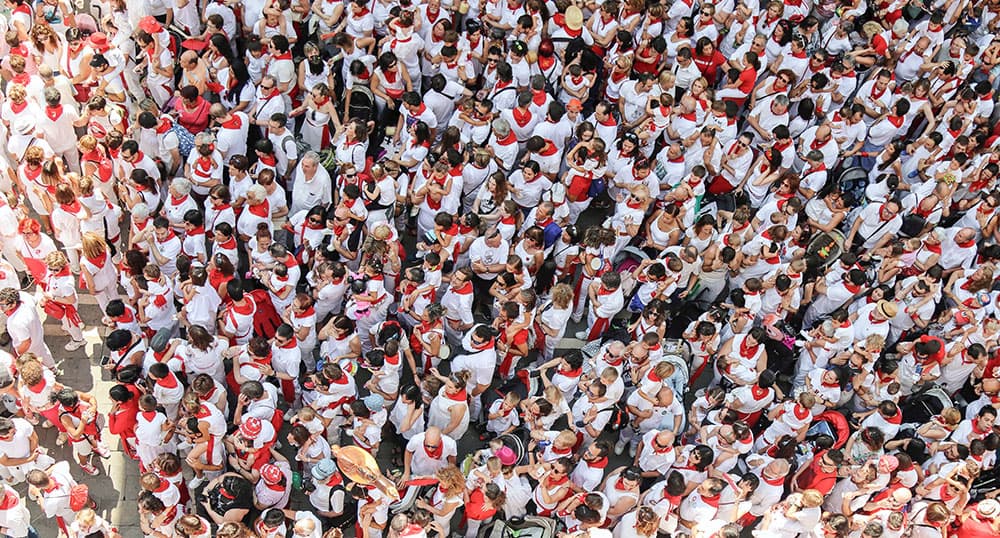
[575,331,588,340]
[64,339,86,351]
[188,476,204,490]
[80,463,99,476]
[614,440,626,456]
[95,444,111,459]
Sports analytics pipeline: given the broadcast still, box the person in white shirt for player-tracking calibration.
[38,86,80,173]
[289,153,332,216]
[402,428,457,482]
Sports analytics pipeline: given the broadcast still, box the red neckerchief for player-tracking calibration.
[887,115,904,128]
[27,378,46,394]
[750,384,770,400]
[44,104,64,122]
[738,337,759,359]
[85,251,107,269]
[763,474,784,486]
[445,388,467,402]
[10,100,28,114]
[868,311,886,324]
[586,456,609,469]
[511,107,532,128]
[293,306,315,319]
[155,117,173,134]
[700,493,721,507]
[792,403,810,420]
[247,201,270,218]
[496,130,517,146]
[113,308,135,324]
[60,200,82,214]
[956,238,976,248]
[973,417,991,435]
[424,440,443,459]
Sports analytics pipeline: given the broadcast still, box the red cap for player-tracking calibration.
[260,464,283,484]
[89,32,110,52]
[239,417,262,439]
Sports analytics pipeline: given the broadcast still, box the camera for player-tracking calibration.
[301,476,316,494]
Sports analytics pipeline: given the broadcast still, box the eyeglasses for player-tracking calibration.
[309,218,323,225]
[424,443,439,450]
[260,84,274,90]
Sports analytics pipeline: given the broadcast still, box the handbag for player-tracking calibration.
[69,484,92,511]
[43,300,68,320]
[899,213,928,237]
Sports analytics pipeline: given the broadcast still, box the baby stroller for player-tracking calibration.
[806,410,851,449]
[389,477,440,515]
[900,385,953,424]
[837,166,870,204]
[479,516,559,538]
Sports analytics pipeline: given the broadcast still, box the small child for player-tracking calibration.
[531,429,578,463]
[152,452,190,506]
[288,423,331,478]
[686,387,725,442]
[103,298,141,334]
[70,508,121,538]
[140,471,181,512]
[485,392,522,438]
[148,362,184,420]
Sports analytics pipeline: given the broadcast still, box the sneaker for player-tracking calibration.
[64,339,86,352]
[614,440,626,456]
[188,476,204,490]
[95,444,111,459]
[575,331,589,340]
[56,433,67,446]
[80,464,100,476]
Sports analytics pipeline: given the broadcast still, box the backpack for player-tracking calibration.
[599,401,630,432]
[247,289,282,339]
[347,85,377,123]
[170,122,196,161]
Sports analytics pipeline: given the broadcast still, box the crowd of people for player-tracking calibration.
[2,0,1000,536]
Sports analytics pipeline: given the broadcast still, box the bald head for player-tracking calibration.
[424,427,442,445]
[764,459,790,479]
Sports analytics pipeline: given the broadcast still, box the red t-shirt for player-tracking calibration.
[737,67,757,94]
[693,51,727,85]
[795,451,838,495]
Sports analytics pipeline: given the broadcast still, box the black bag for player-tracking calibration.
[899,213,928,238]
[599,401,630,432]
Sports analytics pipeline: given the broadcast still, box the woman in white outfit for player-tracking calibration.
[426,369,471,441]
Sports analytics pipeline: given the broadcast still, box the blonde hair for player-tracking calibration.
[801,489,824,507]
[7,84,26,103]
[43,250,69,270]
[551,283,574,309]
[75,508,97,526]
[81,232,108,260]
[435,465,466,493]
[543,385,565,405]
[940,407,962,426]
[78,134,98,152]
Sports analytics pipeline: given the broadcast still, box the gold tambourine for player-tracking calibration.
[332,445,400,500]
